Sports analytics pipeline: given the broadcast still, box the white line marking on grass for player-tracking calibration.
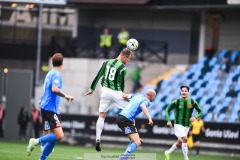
[0,152,83,160]
[46,155,83,159]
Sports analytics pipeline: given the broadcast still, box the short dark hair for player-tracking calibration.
[180,85,189,91]
[120,48,133,57]
[52,53,63,66]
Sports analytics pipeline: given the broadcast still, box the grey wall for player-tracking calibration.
[4,69,33,140]
[219,10,240,50]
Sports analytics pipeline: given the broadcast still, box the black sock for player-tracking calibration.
[196,146,200,155]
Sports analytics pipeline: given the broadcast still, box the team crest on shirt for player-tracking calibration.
[188,104,193,108]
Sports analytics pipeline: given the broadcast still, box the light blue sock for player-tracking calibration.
[121,142,138,160]
[39,133,58,143]
[40,142,56,160]
[41,133,46,148]
[127,141,133,147]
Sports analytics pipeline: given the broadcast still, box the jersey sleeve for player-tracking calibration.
[38,97,43,105]
[52,73,61,87]
[165,100,177,122]
[90,61,107,91]
[140,98,149,107]
[193,100,203,119]
[120,69,127,92]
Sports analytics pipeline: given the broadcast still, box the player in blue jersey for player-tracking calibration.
[116,89,156,160]
[26,53,74,160]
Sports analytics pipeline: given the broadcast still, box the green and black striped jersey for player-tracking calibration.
[90,59,127,92]
[165,98,203,127]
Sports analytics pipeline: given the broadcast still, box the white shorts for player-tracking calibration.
[174,124,189,140]
[99,87,129,112]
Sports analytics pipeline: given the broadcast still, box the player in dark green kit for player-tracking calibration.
[164,86,202,160]
[85,48,133,152]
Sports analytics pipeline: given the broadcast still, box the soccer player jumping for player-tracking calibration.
[85,48,133,152]
[165,86,203,160]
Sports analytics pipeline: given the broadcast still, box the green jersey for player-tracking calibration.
[90,59,127,92]
[165,98,203,127]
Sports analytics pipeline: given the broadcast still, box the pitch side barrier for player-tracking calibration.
[61,114,240,145]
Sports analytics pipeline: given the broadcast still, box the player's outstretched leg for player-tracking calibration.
[26,138,36,156]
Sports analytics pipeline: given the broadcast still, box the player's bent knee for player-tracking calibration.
[99,112,107,119]
[135,140,142,146]
[182,137,187,143]
[56,133,64,140]
[176,141,182,147]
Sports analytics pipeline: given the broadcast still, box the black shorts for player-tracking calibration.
[116,115,137,135]
[41,108,61,131]
[192,134,201,142]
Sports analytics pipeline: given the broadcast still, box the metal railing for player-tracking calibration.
[135,39,168,63]
[75,39,168,63]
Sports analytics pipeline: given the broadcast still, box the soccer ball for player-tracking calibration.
[127,38,138,51]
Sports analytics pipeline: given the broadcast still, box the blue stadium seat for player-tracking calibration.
[194,80,204,88]
[204,112,213,121]
[203,72,212,81]
[229,113,238,123]
[202,104,211,115]
[218,50,228,59]
[195,88,205,97]
[217,113,226,122]
[210,96,221,106]
[199,95,208,105]
[150,50,239,122]
[230,50,239,63]
[209,57,217,67]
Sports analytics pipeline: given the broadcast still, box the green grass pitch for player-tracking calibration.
[0,140,239,160]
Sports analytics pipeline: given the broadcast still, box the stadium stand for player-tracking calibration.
[108,50,240,123]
